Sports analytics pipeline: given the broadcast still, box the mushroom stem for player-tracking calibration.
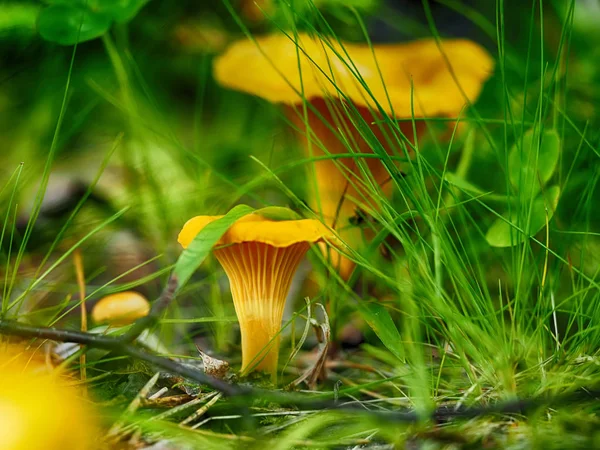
[215,241,310,381]
[288,98,424,279]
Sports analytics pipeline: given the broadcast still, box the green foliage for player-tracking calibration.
[357,301,405,362]
[172,204,254,292]
[0,3,40,39]
[37,0,149,45]
[485,128,561,247]
[486,185,561,247]
[87,0,150,23]
[254,206,301,221]
[507,129,560,199]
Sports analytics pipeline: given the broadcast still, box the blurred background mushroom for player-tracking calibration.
[214,33,494,278]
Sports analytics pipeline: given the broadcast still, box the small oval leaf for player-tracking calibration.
[486,185,561,247]
[254,206,301,221]
[507,129,560,199]
[38,5,111,45]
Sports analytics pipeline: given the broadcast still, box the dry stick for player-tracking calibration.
[182,392,222,427]
[0,319,244,396]
[148,387,169,400]
[143,394,193,408]
[108,372,161,438]
[127,429,143,448]
[140,394,220,445]
[120,275,179,343]
[150,395,210,422]
[73,249,87,388]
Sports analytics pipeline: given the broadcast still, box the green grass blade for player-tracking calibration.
[172,204,255,292]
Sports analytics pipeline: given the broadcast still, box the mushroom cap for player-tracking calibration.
[214,33,494,117]
[92,291,150,326]
[177,213,337,249]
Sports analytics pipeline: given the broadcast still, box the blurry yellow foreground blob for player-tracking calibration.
[0,344,98,450]
[214,33,494,279]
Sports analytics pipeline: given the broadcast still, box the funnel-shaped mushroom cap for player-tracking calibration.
[92,291,150,326]
[0,345,98,449]
[178,213,336,248]
[178,212,336,380]
[214,33,494,116]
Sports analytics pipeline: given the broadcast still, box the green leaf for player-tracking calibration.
[173,204,255,291]
[46,0,149,22]
[38,5,111,45]
[0,4,40,39]
[90,0,150,23]
[507,129,560,199]
[358,302,405,363]
[254,206,301,221]
[444,172,485,195]
[486,185,561,247]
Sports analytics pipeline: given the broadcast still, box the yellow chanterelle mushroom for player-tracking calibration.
[178,211,336,380]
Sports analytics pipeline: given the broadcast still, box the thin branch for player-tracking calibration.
[2,316,599,423]
[0,320,122,349]
[120,275,179,342]
[0,319,244,396]
[2,284,599,424]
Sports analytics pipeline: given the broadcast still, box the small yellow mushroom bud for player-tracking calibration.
[92,291,150,326]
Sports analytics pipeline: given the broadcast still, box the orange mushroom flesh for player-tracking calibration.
[178,213,336,380]
[240,0,273,23]
[214,33,494,278]
[285,97,425,278]
[92,291,150,326]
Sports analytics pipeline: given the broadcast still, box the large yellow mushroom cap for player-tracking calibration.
[177,213,337,249]
[92,291,150,326]
[214,33,494,117]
